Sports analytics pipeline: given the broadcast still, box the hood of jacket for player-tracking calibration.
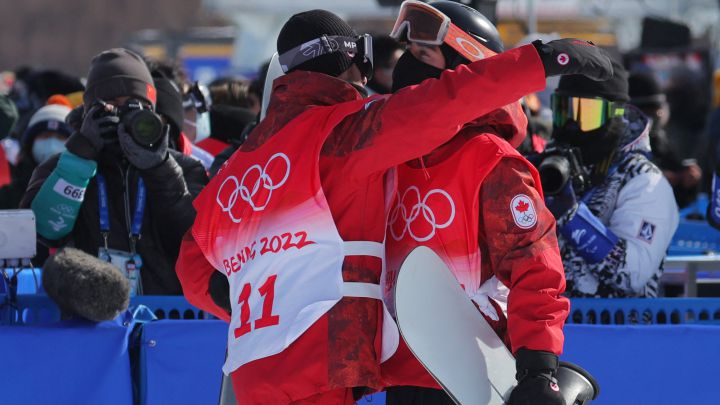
[413,101,527,167]
[616,103,652,157]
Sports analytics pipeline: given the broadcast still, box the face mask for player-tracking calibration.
[392,51,443,92]
[184,112,211,143]
[32,137,66,164]
[552,117,626,185]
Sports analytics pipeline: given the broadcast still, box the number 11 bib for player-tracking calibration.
[192,100,369,374]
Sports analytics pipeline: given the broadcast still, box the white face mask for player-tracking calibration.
[184,112,211,144]
[32,137,66,164]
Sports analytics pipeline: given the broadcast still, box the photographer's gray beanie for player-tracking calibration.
[83,48,156,107]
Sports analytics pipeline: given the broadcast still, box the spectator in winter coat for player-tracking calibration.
[628,71,701,208]
[0,104,72,208]
[0,94,20,190]
[21,48,207,294]
[545,58,679,298]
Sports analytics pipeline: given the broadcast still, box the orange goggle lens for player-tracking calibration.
[552,94,625,132]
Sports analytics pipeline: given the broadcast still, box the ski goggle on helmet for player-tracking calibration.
[551,93,626,132]
[390,0,497,62]
[278,34,374,80]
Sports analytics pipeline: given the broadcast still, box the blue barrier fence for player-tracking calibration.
[5,274,720,403]
[2,315,719,405]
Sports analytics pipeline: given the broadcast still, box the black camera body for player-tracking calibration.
[92,99,164,147]
[533,145,591,196]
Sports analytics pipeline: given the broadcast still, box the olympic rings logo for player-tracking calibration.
[388,186,456,242]
[216,153,291,223]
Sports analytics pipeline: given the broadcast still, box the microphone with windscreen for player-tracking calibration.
[42,247,130,322]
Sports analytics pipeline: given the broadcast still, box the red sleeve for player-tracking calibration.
[176,230,231,322]
[328,44,547,181]
[479,157,569,355]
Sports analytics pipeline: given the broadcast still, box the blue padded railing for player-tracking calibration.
[568,298,720,325]
[669,195,720,255]
[6,293,720,327]
[668,219,720,256]
[0,294,211,325]
[131,296,209,320]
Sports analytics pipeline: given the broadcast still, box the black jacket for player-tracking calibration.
[21,150,208,294]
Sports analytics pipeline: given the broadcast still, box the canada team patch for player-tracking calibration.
[637,220,656,244]
[510,194,537,229]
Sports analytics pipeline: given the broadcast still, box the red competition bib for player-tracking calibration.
[382,135,546,387]
[192,99,380,374]
[384,135,522,314]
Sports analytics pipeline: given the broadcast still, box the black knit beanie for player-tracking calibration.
[557,57,629,102]
[277,10,356,77]
[154,78,184,140]
[83,48,156,107]
[629,72,665,107]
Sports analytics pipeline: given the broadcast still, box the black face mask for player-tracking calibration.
[392,51,443,92]
[552,117,626,166]
[351,82,369,99]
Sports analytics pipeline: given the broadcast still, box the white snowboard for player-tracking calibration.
[394,246,517,405]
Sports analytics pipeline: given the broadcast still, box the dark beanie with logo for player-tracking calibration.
[277,10,356,77]
[83,48,157,107]
[556,57,629,103]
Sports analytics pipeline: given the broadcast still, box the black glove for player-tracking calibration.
[508,348,566,405]
[65,104,119,160]
[532,39,613,81]
[209,271,231,315]
[118,124,169,170]
[65,105,84,132]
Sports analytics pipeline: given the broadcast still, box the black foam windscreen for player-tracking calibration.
[42,248,130,322]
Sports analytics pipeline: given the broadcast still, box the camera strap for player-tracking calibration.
[96,173,146,256]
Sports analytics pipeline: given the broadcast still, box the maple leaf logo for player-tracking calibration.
[515,200,529,213]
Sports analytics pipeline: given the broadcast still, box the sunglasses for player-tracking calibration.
[551,94,625,132]
[390,0,496,62]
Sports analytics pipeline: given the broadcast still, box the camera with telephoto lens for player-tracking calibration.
[93,99,164,147]
[533,145,591,196]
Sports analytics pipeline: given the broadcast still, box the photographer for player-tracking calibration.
[21,48,207,295]
[541,58,678,297]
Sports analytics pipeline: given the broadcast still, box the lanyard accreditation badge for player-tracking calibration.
[97,173,146,296]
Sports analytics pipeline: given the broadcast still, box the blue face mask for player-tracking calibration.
[32,136,66,164]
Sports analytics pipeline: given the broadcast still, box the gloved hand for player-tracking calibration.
[64,104,119,161]
[65,105,84,132]
[544,181,578,219]
[209,271,231,315]
[532,39,613,81]
[508,348,566,405]
[118,124,169,170]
